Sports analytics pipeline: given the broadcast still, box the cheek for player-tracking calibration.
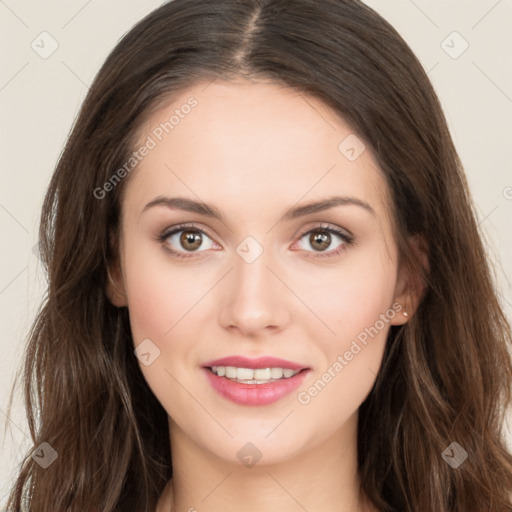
[296,241,397,344]
[292,244,396,418]
[122,239,208,343]
[121,242,207,414]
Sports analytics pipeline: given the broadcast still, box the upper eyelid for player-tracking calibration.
[161,222,216,241]
[160,222,351,246]
[296,223,352,239]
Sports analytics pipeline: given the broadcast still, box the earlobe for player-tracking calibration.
[391,278,423,325]
[390,301,411,326]
[390,234,429,326]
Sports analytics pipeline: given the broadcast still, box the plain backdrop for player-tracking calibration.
[1,0,511,506]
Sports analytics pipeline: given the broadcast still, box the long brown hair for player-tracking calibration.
[6,0,512,510]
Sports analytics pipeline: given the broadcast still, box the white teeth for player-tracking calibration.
[253,368,271,380]
[210,366,301,383]
[236,367,254,380]
[225,366,238,379]
[270,367,283,379]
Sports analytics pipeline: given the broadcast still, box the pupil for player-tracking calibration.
[310,231,330,251]
[180,230,202,250]
[178,230,332,252]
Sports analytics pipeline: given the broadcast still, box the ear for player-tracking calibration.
[106,264,127,307]
[390,234,429,326]
[106,231,128,307]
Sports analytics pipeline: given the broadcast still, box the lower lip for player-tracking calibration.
[203,368,309,406]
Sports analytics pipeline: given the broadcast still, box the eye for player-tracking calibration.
[157,223,354,260]
[294,225,353,258]
[158,224,218,259]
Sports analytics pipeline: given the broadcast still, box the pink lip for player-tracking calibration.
[202,355,308,371]
[203,367,310,406]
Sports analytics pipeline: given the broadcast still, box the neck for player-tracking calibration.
[157,412,377,512]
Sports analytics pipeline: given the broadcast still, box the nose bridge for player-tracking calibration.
[235,248,273,301]
[219,238,290,334]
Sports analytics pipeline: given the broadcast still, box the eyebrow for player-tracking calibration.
[140,195,376,221]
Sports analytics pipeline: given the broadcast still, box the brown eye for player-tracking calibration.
[179,230,203,251]
[160,225,217,257]
[309,231,331,251]
[295,225,352,258]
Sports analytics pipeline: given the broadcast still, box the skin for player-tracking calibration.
[108,78,424,512]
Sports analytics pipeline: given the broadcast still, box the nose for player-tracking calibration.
[218,249,291,337]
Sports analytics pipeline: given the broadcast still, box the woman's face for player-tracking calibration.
[112,78,411,465]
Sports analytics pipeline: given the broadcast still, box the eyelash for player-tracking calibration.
[156,223,355,260]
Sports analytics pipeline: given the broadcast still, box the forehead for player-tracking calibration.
[124,78,391,227]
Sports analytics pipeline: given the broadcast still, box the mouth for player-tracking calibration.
[202,355,309,371]
[201,356,311,406]
[206,365,306,384]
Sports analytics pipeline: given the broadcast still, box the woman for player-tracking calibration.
[6,0,512,510]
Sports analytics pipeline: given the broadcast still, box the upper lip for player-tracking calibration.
[202,356,309,371]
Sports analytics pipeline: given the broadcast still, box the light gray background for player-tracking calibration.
[1,0,511,506]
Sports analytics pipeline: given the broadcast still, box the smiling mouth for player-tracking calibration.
[203,364,310,406]
[207,366,307,384]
